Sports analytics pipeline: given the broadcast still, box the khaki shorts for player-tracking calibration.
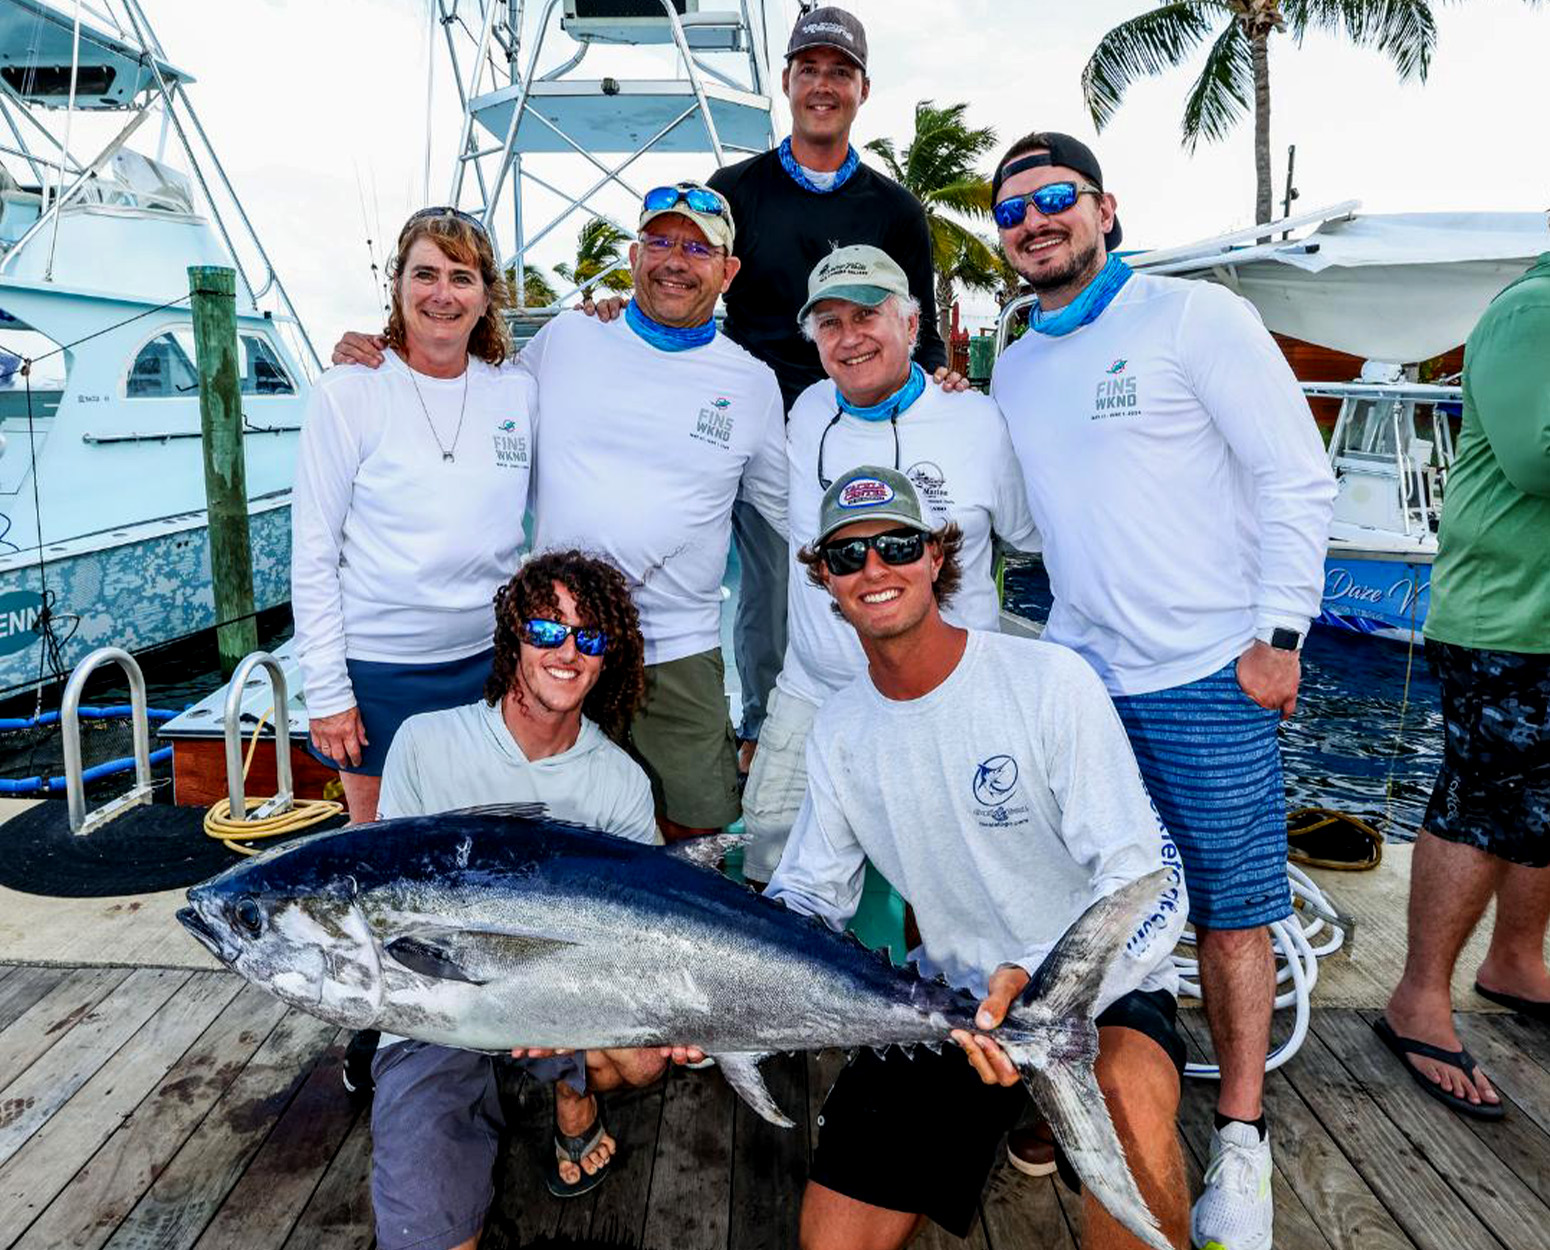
[629,648,741,829]
[742,686,819,881]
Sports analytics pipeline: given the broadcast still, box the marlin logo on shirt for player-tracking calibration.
[971,754,1029,830]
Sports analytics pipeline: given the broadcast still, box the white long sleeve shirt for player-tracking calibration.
[777,379,1040,709]
[991,274,1336,696]
[767,631,1184,1007]
[290,352,536,718]
[518,313,788,666]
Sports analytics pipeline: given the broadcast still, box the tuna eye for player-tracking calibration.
[233,898,264,937]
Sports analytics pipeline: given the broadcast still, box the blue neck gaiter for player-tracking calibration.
[1030,253,1134,337]
[837,363,926,422]
[624,298,716,352]
[778,137,860,195]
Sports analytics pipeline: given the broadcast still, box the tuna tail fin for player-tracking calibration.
[1017,867,1173,1018]
[998,868,1177,1250]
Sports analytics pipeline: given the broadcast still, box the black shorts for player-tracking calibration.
[809,988,1184,1238]
[1423,641,1550,868]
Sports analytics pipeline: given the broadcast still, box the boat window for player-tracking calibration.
[242,335,295,396]
[127,329,297,397]
[1336,399,1407,461]
[126,329,199,398]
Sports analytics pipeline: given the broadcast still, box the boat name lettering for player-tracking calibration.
[1323,567,1430,614]
[0,591,44,656]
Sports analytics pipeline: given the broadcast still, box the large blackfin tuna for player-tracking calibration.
[179,805,1173,1250]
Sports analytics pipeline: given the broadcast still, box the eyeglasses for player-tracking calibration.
[819,528,927,577]
[639,232,723,261]
[521,618,609,657]
[642,185,729,218]
[991,181,1102,230]
[408,206,490,239]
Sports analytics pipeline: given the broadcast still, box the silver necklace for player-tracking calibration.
[407,364,470,463]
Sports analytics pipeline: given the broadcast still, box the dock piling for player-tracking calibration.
[188,265,259,677]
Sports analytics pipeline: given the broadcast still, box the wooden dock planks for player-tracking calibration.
[3,969,1550,1250]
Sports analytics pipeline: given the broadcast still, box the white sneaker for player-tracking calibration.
[1190,1122,1273,1250]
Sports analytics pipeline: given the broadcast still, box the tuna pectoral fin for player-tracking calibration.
[385,928,576,985]
[710,1053,795,1128]
[1012,1054,1171,1250]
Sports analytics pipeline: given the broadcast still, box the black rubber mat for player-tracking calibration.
[0,800,346,898]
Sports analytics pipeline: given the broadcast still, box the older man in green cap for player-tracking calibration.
[740,245,1038,885]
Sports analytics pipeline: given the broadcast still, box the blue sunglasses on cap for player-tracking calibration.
[992,181,1102,230]
[521,618,609,657]
[642,185,729,218]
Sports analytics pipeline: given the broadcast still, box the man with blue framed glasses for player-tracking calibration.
[987,130,1336,1250]
[331,183,787,845]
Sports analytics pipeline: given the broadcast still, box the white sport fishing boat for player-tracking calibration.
[0,0,318,698]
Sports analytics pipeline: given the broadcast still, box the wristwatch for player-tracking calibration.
[1256,626,1303,652]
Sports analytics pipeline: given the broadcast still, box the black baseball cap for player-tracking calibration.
[786,6,867,72]
[992,131,1123,251]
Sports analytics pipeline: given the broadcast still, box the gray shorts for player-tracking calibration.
[370,1042,585,1250]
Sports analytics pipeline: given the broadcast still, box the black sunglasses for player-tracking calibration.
[819,528,927,577]
[408,205,490,239]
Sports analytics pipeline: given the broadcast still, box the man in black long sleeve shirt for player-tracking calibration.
[707,7,947,761]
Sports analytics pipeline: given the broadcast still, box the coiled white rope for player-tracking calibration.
[1174,864,1351,1078]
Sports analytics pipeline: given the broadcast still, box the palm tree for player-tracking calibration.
[553,217,634,299]
[865,100,1003,344]
[1082,1,1449,228]
[506,264,559,310]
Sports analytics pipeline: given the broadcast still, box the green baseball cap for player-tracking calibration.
[797,244,911,325]
[815,465,930,545]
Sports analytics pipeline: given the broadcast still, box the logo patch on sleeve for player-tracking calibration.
[838,478,894,508]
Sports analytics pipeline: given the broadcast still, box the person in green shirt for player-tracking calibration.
[1377,248,1550,1121]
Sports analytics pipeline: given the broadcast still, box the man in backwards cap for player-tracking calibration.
[988,131,1335,1250]
[740,244,1037,885]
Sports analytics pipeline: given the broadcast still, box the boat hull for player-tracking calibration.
[0,501,291,698]
[1318,549,1432,643]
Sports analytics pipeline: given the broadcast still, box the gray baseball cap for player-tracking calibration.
[786,6,867,71]
[797,244,911,325]
[816,465,930,545]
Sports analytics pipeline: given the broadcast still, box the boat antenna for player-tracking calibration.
[353,160,386,315]
[44,0,86,283]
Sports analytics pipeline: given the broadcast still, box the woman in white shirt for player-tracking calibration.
[290,208,537,821]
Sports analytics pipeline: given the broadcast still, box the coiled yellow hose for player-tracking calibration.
[204,707,343,854]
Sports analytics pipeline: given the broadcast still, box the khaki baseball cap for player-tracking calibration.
[638,181,736,252]
[797,244,911,325]
[816,465,930,545]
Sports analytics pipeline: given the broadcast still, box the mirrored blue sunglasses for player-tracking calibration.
[521,618,609,657]
[642,185,729,218]
[992,181,1101,230]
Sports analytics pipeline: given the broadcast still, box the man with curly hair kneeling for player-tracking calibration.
[367,550,666,1250]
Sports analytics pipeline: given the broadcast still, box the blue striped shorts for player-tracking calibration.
[1111,660,1291,930]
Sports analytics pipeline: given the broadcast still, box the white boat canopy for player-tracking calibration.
[1131,206,1550,364]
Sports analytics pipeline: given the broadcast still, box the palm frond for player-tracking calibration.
[1082,2,1228,130]
[863,137,904,183]
[1181,18,1254,149]
[1287,0,1438,81]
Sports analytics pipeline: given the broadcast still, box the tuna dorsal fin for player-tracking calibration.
[664,832,751,871]
[385,926,575,985]
[441,801,550,822]
[709,1052,794,1128]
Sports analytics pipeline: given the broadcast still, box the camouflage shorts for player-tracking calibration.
[1423,641,1550,867]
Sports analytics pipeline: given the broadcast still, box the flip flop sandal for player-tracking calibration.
[1287,808,1382,871]
[546,1094,612,1198]
[1474,982,1550,1024]
[1371,1016,1506,1121]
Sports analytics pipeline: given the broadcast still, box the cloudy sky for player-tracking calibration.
[122,0,1550,346]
